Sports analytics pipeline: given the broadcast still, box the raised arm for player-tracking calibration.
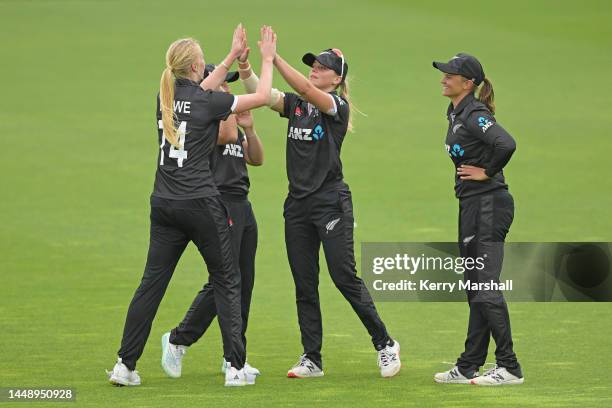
[237,49,285,114]
[231,26,277,113]
[201,24,246,91]
[272,53,335,114]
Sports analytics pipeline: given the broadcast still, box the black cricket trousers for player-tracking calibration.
[456,189,522,377]
[284,186,390,368]
[170,195,257,352]
[117,196,245,370]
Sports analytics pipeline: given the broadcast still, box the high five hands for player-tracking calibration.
[230,24,276,63]
[258,25,277,62]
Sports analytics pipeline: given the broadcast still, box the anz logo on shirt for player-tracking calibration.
[478,116,494,133]
[223,143,243,158]
[446,143,465,158]
[288,124,325,142]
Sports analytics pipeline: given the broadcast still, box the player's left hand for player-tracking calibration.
[236,110,254,129]
[457,165,489,181]
[231,23,247,58]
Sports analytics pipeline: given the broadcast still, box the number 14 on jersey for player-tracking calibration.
[157,120,188,167]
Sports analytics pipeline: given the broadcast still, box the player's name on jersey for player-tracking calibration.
[158,100,192,114]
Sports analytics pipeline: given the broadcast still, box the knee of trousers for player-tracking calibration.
[328,261,360,289]
[294,289,320,305]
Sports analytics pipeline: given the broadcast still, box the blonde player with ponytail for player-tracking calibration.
[237,45,402,379]
[107,25,277,388]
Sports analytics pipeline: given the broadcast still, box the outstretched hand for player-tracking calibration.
[258,25,276,61]
[231,23,247,59]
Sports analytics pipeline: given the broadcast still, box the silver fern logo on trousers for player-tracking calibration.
[326,218,341,234]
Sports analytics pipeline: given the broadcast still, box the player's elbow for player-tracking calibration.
[248,157,264,166]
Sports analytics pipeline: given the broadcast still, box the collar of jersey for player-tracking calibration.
[447,92,476,116]
[175,78,200,86]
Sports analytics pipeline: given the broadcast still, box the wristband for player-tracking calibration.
[238,62,251,72]
[220,61,230,70]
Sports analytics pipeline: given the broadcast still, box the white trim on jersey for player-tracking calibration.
[158,119,165,165]
[230,95,238,113]
[325,94,338,116]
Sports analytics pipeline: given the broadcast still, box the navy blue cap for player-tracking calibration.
[433,53,485,85]
[302,48,348,82]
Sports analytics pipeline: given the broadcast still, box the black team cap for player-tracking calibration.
[204,63,239,83]
[302,48,348,82]
[433,53,485,85]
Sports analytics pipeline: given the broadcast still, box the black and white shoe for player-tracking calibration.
[377,340,401,378]
[287,355,324,378]
[434,364,475,384]
[470,364,524,386]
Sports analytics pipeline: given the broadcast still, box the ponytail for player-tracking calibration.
[477,77,495,115]
[338,78,354,133]
[160,67,179,147]
[159,37,202,147]
[338,76,370,133]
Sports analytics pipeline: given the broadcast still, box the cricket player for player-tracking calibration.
[432,53,524,386]
[160,63,263,384]
[106,25,276,387]
[237,46,401,378]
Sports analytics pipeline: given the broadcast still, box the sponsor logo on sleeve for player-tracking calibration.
[478,116,494,133]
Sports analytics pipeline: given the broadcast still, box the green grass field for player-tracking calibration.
[2,0,612,406]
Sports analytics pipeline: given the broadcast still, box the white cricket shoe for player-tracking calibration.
[224,365,247,387]
[378,340,401,378]
[434,365,474,384]
[161,332,187,378]
[470,365,524,386]
[221,358,261,376]
[287,355,324,378]
[106,358,141,386]
[221,359,258,385]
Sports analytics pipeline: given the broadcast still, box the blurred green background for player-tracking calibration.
[1,0,611,407]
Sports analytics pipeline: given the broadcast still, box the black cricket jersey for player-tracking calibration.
[280,91,349,198]
[152,78,235,200]
[211,129,250,197]
[444,93,516,199]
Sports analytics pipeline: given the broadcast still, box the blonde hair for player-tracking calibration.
[337,78,353,132]
[337,76,368,133]
[160,38,202,147]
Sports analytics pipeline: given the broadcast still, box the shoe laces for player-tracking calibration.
[482,363,499,377]
[378,346,397,367]
[171,344,186,358]
[294,354,309,368]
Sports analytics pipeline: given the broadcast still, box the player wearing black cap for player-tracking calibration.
[431,53,524,386]
[236,47,400,378]
[160,63,263,383]
[106,25,277,388]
